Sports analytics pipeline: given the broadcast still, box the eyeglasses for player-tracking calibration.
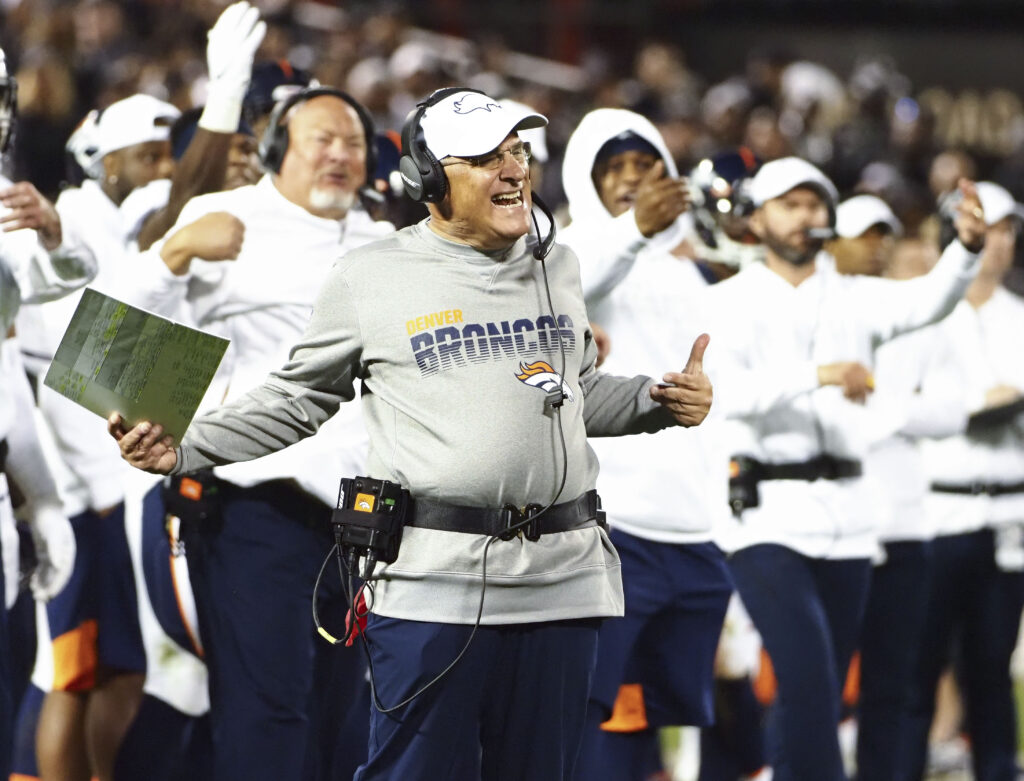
[442,141,532,171]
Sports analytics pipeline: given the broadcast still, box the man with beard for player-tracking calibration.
[703,157,986,781]
[106,87,394,781]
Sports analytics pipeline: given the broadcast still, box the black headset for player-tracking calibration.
[398,87,484,204]
[399,87,556,260]
[258,86,377,180]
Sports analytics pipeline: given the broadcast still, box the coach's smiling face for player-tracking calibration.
[429,132,534,253]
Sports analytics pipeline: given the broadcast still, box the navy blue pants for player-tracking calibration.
[729,544,872,781]
[699,678,767,781]
[903,529,1024,781]
[354,614,601,781]
[574,532,732,781]
[0,528,12,778]
[856,540,932,781]
[182,480,369,781]
[115,694,213,781]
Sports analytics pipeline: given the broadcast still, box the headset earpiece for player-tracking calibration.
[398,87,486,204]
[258,86,378,181]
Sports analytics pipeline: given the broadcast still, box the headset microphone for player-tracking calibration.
[806,227,836,241]
[531,193,557,261]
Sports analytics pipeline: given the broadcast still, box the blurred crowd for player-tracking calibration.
[3,2,1024,781]
[3,0,1024,248]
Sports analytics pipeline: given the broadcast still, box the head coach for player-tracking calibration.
[109,87,713,781]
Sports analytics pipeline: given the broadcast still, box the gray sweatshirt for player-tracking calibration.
[174,220,675,623]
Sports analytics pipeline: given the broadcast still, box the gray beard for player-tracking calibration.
[763,228,822,266]
[310,187,357,214]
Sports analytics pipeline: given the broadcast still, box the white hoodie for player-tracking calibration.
[560,108,726,543]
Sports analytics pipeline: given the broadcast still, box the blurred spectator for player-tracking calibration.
[387,40,446,128]
[345,56,392,130]
[10,54,77,198]
[702,77,753,151]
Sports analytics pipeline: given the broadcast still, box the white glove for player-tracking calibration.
[27,505,76,602]
[201,1,267,133]
[66,110,103,179]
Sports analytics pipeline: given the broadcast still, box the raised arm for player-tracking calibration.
[136,1,265,250]
[0,182,97,301]
[856,180,986,346]
[567,161,690,304]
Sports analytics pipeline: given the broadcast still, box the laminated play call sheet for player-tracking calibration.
[43,288,229,443]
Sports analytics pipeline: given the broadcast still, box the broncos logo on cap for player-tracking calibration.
[453,94,500,115]
[516,360,575,402]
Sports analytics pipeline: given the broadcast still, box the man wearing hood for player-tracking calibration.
[703,156,986,781]
[560,109,733,781]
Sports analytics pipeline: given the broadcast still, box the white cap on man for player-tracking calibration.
[499,98,548,163]
[835,195,903,238]
[92,94,180,161]
[420,90,547,160]
[748,156,838,207]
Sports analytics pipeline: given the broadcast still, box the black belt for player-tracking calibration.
[734,454,862,482]
[408,490,606,541]
[931,480,1024,497]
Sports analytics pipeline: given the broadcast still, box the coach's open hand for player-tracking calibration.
[649,333,713,427]
[107,413,178,474]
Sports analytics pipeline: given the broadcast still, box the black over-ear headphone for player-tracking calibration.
[399,86,556,259]
[258,86,377,180]
[398,87,486,204]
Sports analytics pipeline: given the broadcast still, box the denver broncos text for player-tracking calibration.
[410,313,577,377]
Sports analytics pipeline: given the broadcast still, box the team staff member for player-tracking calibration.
[11,9,266,778]
[703,157,986,781]
[109,87,393,781]
[0,45,94,773]
[559,108,732,781]
[13,90,181,781]
[903,182,1024,781]
[109,87,713,781]
[829,195,970,781]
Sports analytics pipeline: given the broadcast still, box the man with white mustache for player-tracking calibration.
[111,86,394,781]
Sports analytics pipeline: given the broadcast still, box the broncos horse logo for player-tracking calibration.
[453,94,501,114]
[516,360,575,403]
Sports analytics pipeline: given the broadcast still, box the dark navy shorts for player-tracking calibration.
[41,504,145,690]
[590,530,732,729]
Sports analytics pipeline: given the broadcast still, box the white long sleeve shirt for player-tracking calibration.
[0,174,97,443]
[560,108,720,543]
[861,326,971,543]
[705,243,979,559]
[113,175,394,505]
[920,290,1024,537]
[15,178,140,514]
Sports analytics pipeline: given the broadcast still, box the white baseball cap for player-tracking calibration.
[93,94,181,161]
[835,195,903,238]
[499,98,548,163]
[748,156,838,207]
[420,90,547,161]
[975,181,1019,226]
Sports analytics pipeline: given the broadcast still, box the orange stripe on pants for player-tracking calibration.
[52,619,99,692]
